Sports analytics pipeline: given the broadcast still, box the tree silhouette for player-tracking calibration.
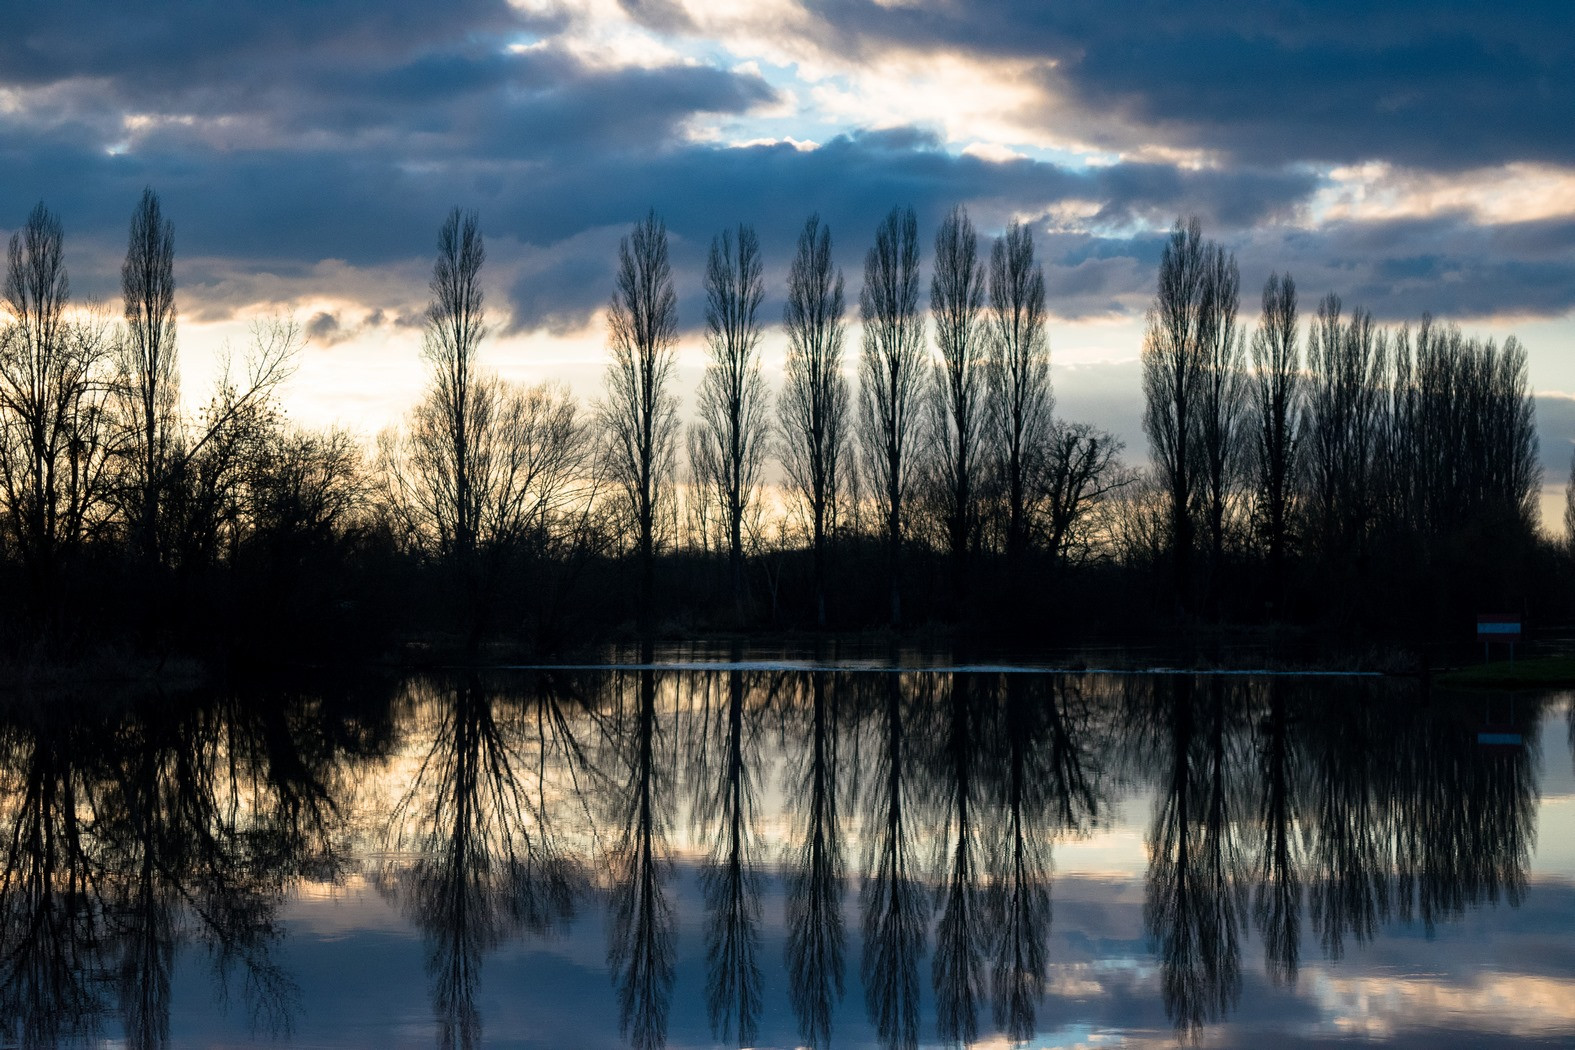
[117,188,180,573]
[1303,293,1383,562]
[858,207,925,628]
[0,201,115,618]
[927,207,987,607]
[1248,273,1301,608]
[985,221,1053,581]
[604,213,680,636]
[1565,447,1575,554]
[779,215,849,629]
[692,226,767,626]
[1141,218,1208,613]
[1194,242,1244,603]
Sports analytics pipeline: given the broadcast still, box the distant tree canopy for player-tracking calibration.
[0,199,1555,660]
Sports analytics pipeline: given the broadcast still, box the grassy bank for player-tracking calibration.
[1438,654,1575,689]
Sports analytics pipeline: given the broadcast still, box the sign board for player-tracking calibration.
[1476,614,1521,641]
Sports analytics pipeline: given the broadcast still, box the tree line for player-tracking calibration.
[1137,218,1545,635]
[0,196,1561,662]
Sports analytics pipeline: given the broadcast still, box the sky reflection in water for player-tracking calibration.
[1,669,1571,1049]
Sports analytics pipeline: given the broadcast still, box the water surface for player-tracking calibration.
[1,667,1571,1048]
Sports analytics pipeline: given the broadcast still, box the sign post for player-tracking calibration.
[1476,613,1521,665]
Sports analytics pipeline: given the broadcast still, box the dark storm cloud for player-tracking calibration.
[1022,213,1575,330]
[487,133,1317,332]
[4,0,1569,341]
[802,0,1575,169]
[981,211,1575,330]
[0,0,546,88]
[0,92,1320,332]
[1233,215,1575,321]
[0,45,781,263]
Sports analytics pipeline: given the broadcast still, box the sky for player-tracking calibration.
[3,0,1573,516]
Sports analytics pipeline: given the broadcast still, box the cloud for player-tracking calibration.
[1536,394,1575,480]
[1230,215,1575,321]
[484,135,1319,333]
[0,113,1321,334]
[796,0,1575,170]
[0,0,543,90]
[2,0,1569,359]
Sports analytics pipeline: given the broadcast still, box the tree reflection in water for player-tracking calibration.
[1305,683,1390,960]
[1130,674,1547,1037]
[0,702,107,1048]
[0,685,375,1050]
[859,673,925,1050]
[1387,689,1535,932]
[0,669,1554,1048]
[987,674,1099,1040]
[1138,675,1248,1037]
[376,674,581,1050]
[607,662,675,1050]
[691,667,767,1046]
[928,673,987,1046]
[1252,677,1302,986]
[784,670,845,1049]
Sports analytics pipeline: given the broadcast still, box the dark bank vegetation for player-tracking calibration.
[1438,654,1575,689]
[0,194,1566,668]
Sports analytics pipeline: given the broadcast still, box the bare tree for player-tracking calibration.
[603,211,679,632]
[246,425,368,546]
[1302,293,1383,559]
[779,215,849,629]
[117,188,179,568]
[985,221,1053,574]
[1565,446,1575,557]
[160,316,303,571]
[686,425,724,557]
[1248,273,1300,600]
[858,206,925,627]
[927,205,986,602]
[1141,217,1208,610]
[108,192,298,581]
[384,373,585,547]
[0,202,117,609]
[1195,242,1245,586]
[1383,316,1538,548]
[1040,422,1128,565]
[421,207,487,569]
[691,224,767,624]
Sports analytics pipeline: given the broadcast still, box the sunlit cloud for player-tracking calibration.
[1316,161,1575,226]
[1312,973,1575,1040]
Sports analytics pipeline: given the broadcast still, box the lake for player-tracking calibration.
[1,664,1571,1048]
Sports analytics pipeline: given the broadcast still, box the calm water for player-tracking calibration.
[1,667,1572,1049]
